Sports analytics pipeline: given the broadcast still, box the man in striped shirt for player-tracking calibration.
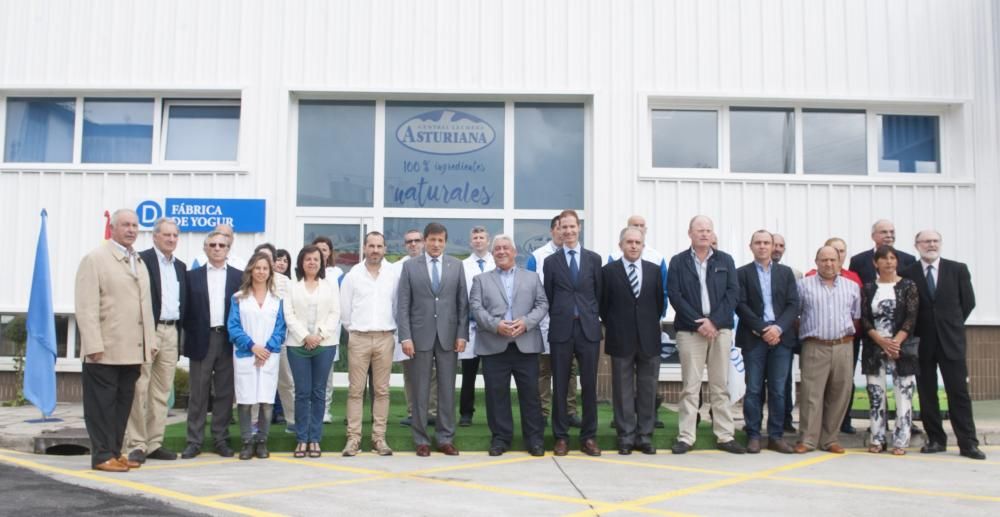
[794,246,861,455]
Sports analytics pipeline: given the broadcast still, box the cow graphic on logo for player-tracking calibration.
[396,110,496,155]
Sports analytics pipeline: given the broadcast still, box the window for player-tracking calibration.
[164,103,240,161]
[730,107,794,174]
[514,103,585,209]
[802,109,867,175]
[879,115,939,173]
[3,97,75,163]
[384,218,503,261]
[82,98,154,164]
[303,223,363,274]
[297,101,375,208]
[651,109,718,169]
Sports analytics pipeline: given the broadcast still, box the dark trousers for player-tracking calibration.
[82,362,141,467]
[482,344,544,449]
[186,331,234,448]
[918,346,979,450]
[744,343,793,439]
[460,356,481,418]
[611,352,660,447]
[551,320,599,440]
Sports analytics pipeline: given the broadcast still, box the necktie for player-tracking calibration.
[926,265,936,299]
[477,258,485,272]
[569,250,579,284]
[628,263,639,298]
[431,258,441,293]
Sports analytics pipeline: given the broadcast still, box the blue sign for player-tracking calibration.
[136,198,266,232]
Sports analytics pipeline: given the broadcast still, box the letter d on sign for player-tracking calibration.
[136,200,163,229]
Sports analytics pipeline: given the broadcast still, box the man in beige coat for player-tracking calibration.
[75,208,156,472]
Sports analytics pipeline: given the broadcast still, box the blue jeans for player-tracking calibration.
[743,342,792,439]
[287,347,336,443]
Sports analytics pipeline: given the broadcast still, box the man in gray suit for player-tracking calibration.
[470,235,549,457]
[397,222,470,457]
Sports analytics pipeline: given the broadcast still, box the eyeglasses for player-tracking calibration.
[405,239,422,245]
[207,243,229,249]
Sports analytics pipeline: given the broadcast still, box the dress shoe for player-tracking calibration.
[911,424,923,435]
[581,439,601,456]
[373,440,393,456]
[840,424,857,435]
[617,444,632,455]
[415,444,431,457]
[216,443,235,458]
[767,439,795,454]
[255,441,269,459]
[746,438,761,454]
[459,415,473,427]
[400,416,413,427]
[634,443,656,455]
[960,447,987,460]
[671,441,692,455]
[553,438,569,456]
[488,444,506,457]
[568,414,583,428]
[93,458,129,473]
[180,444,201,459]
[655,420,665,429]
[427,416,437,426]
[528,445,545,457]
[146,448,177,461]
[783,423,797,433]
[718,440,746,454]
[128,449,146,465]
[438,443,460,456]
[239,441,255,460]
[822,443,846,454]
[119,455,141,469]
[793,443,814,454]
[921,442,947,454]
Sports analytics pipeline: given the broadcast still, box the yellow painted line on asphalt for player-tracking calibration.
[843,450,1000,466]
[0,452,282,517]
[138,458,239,470]
[0,448,31,455]
[407,453,543,475]
[267,455,386,475]
[560,455,741,477]
[207,474,393,501]
[563,452,843,517]
[766,474,1000,503]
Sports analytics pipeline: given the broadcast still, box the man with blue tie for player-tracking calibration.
[544,209,603,456]
[459,226,495,427]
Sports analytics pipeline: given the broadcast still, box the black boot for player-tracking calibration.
[239,441,254,460]
[255,440,269,459]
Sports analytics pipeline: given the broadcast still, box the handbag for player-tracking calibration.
[900,336,920,359]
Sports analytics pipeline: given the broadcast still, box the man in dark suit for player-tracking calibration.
[181,230,242,459]
[901,230,985,460]
[469,235,548,457]
[125,218,188,464]
[736,230,800,454]
[601,227,664,455]
[396,222,470,457]
[544,209,603,456]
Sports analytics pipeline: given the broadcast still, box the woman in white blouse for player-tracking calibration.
[283,245,341,458]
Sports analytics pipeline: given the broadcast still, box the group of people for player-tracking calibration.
[74,208,984,472]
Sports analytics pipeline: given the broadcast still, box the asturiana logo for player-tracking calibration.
[396,110,496,155]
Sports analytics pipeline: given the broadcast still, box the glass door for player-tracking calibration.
[299,217,372,278]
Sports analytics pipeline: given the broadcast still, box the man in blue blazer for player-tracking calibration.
[181,231,242,459]
[543,209,603,456]
[736,230,800,454]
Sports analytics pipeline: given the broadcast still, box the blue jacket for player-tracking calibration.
[667,248,739,331]
[227,297,287,358]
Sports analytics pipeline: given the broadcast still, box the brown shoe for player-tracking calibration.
[767,439,795,454]
[793,442,814,454]
[118,455,141,469]
[437,443,460,456]
[822,443,846,454]
[94,458,129,472]
[746,438,761,454]
[415,444,431,457]
[580,438,601,456]
[553,438,569,456]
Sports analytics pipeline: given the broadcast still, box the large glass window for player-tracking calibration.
[802,109,866,175]
[164,104,240,161]
[82,98,154,164]
[383,218,503,261]
[514,103,585,209]
[730,107,794,174]
[514,219,555,269]
[3,98,75,163]
[879,115,939,173]
[384,102,504,209]
[297,100,376,208]
[303,223,363,276]
[651,109,718,169]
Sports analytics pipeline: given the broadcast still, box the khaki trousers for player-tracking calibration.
[676,329,735,445]
[125,323,178,454]
[538,354,578,417]
[346,331,395,442]
[798,340,854,449]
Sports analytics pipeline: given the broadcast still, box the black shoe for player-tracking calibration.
[427,416,437,427]
[636,443,657,455]
[717,440,747,454]
[920,442,947,454]
[239,441,254,460]
[783,423,797,433]
[960,446,986,460]
[181,444,201,459]
[911,424,923,435]
[568,414,583,428]
[272,413,286,425]
[671,441,692,455]
[840,424,857,435]
[488,445,506,457]
[216,442,235,458]
[618,443,633,455]
[655,420,665,429]
[400,416,412,427]
[255,441,269,459]
[127,449,146,465]
[459,415,473,427]
[528,445,545,457]
[146,448,177,461]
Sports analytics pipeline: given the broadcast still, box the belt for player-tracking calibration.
[157,320,177,326]
[803,336,852,345]
[210,326,226,333]
[351,329,394,334]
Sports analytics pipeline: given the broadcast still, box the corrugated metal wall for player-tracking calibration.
[1,0,997,321]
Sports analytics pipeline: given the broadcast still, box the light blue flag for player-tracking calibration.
[25,209,57,417]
